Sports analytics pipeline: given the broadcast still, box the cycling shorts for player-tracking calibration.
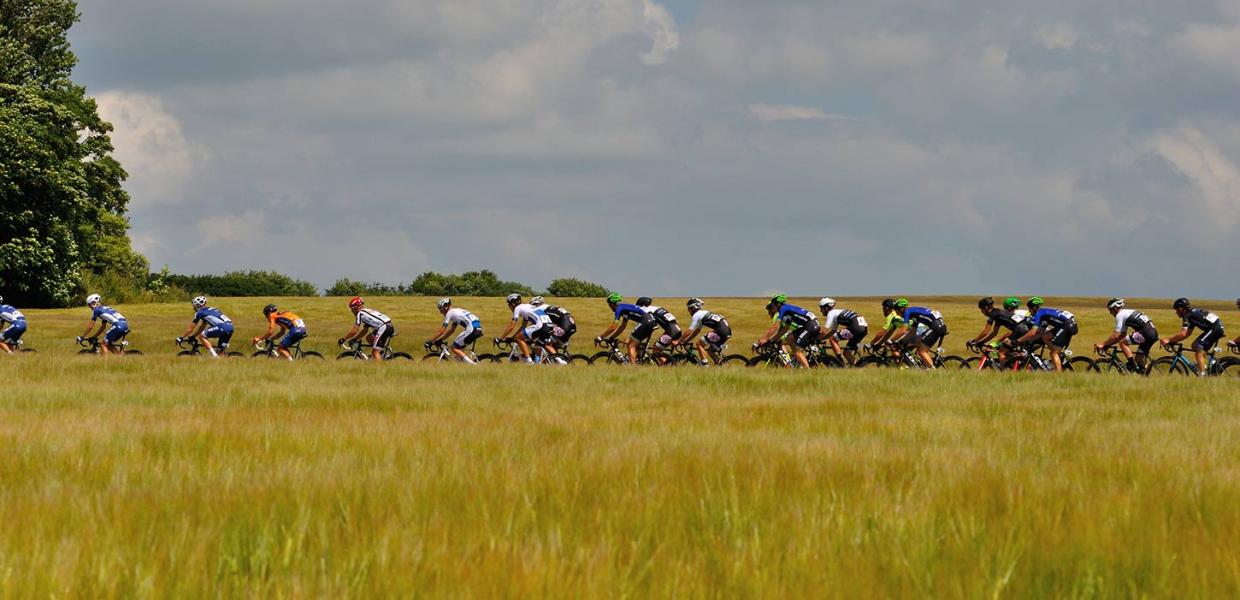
[104,321,130,344]
[1043,319,1077,349]
[203,324,234,346]
[370,323,396,349]
[914,321,947,348]
[630,321,656,342]
[522,324,554,342]
[703,331,731,351]
[279,327,307,349]
[654,325,683,349]
[1126,327,1158,355]
[552,325,576,344]
[1,321,27,343]
[453,324,483,349]
[832,325,868,350]
[791,324,821,349]
[1194,326,1226,352]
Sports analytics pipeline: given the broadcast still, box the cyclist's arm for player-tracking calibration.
[757,320,781,345]
[970,323,995,345]
[679,327,701,345]
[1161,327,1191,346]
[254,319,283,343]
[1096,331,1124,349]
[430,324,453,342]
[500,317,520,341]
[341,324,363,343]
[82,319,102,338]
[181,321,205,339]
[600,319,624,340]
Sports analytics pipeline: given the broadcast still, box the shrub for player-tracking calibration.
[546,278,610,298]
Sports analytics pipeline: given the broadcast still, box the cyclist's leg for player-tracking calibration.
[453,328,480,364]
[1193,328,1221,374]
[102,323,128,355]
[517,327,535,359]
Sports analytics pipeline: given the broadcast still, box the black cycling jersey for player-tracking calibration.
[835,310,865,329]
[987,309,1028,333]
[1182,308,1223,333]
[700,312,732,336]
[543,305,574,327]
[1123,310,1154,330]
[649,307,679,332]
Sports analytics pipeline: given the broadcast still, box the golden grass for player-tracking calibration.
[2,297,1238,596]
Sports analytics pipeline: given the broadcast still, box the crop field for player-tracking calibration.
[3,297,1239,596]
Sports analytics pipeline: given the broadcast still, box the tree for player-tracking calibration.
[547,277,610,297]
[408,270,537,297]
[164,271,318,297]
[0,0,144,306]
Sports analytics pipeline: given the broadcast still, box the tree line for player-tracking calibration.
[150,269,610,299]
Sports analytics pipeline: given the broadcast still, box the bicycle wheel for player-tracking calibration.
[719,355,749,368]
[1068,357,1099,373]
[567,353,591,364]
[855,356,888,369]
[78,348,97,355]
[224,351,245,358]
[337,351,362,361]
[475,353,495,363]
[938,355,967,369]
[589,351,612,365]
[1147,357,1186,376]
[18,348,36,354]
[124,350,143,356]
[300,351,324,360]
[177,350,199,358]
[388,352,413,361]
[251,351,271,358]
[1224,360,1240,377]
[816,355,845,368]
[962,357,986,371]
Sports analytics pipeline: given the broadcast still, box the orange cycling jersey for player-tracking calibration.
[270,311,306,330]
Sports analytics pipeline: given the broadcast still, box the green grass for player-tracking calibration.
[1,297,1238,596]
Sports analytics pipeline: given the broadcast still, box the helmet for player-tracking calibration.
[1172,297,1191,310]
[686,297,703,311]
[530,296,545,306]
[636,297,653,307]
[771,294,788,304]
[1003,297,1020,310]
[86,294,101,306]
[819,297,836,309]
[881,298,896,310]
[606,293,622,304]
[1235,298,1240,308]
[349,296,364,309]
[895,298,909,309]
[192,296,208,309]
[1027,296,1044,309]
[977,297,995,309]
[437,298,451,310]
[0,295,4,304]
[263,304,278,316]
[1107,298,1125,310]
[506,293,521,305]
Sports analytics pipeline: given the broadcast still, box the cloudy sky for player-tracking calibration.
[70,0,1240,297]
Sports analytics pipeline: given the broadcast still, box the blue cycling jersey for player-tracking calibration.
[91,306,127,325]
[1031,308,1074,328]
[0,305,25,324]
[613,303,648,323]
[902,307,941,327]
[776,304,816,329]
[193,307,233,328]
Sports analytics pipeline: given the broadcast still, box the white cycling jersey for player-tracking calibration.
[0,306,25,324]
[355,308,391,329]
[512,304,552,327]
[443,308,479,328]
[823,309,844,330]
[1114,309,1153,333]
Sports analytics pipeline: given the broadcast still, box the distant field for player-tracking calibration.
[2,297,1238,596]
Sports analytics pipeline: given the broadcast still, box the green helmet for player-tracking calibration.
[771,294,788,304]
[895,298,909,309]
[1027,296,1044,309]
[1003,297,1020,310]
[606,293,622,304]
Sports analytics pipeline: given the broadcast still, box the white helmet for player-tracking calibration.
[1107,297,1125,310]
[192,296,208,309]
[506,293,521,304]
[85,293,101,306]
[819,297,836,309]
[0,295,4,304]
[437,298,451,310]
[530,296,545,306]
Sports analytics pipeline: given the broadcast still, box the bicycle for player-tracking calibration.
[422,340,482,363]
[1,339,35,354]
[806,343,847,368]
[855,342,966,370]
[748,342,795,368]
[77,336,142,356]
[337,338,413,361]
[252,338,323,360]
[176,337,244,358]
[1082,347,1148,375]
[964,343,1007,371]
[491,337,567,365]
[667,340,749,368]
[1148,343,1227,376]
[590,338,650,365]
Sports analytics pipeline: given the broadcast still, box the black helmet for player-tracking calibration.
[263,304,278,316]
[1235,298,1240,309]
[881,298,896,310]
[636,297,652,307]
[1172,297,1191,310]
[977,297,994,309]
[686,297,703,311]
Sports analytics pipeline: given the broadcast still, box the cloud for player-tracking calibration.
[747,104,850,123]
[94,91,207,208]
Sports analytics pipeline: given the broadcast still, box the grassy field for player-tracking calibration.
[2,296,1239,596]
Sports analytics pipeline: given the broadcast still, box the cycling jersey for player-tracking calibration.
[194,307,233,329]
[883,312,905,330]
[690,309,732,337]
[775,304,817,329]
[443,308,481,329]
[1181,308,1224,333]
[1113,309,1154,334]
[355,308,391,329]
[614,303,651,324]
[824,309,867,331]
[987,309,1029,334]
[1031,308,1075,329]
[0,305,25,325]
[270,311,305,330]
[513,304,552,328]
[92,306,127,325]
[543,306,577,341]
[644,306,679,329]
[902,307,944,329]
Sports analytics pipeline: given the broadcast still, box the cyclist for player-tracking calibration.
[500,294,558,363]
[1160,298,1226,376]
[78,294,129,355]
[428,298,481,364]
[756,294,819,368]
[0,296,28,354]
[1015,297,1076,372]
[252,304,308,361]
[339,297,396,361]
[890,299,947,369]
[868,298,906,348]
[176,296,234,357]
[967,297,1029,364]
[818,297,868,365]
[597,294,657,364]
[531,296,577,350]
[1094,298,1158,373]
[676,298,733,365]
[636,297,682,360]
[1233,298,1240,350]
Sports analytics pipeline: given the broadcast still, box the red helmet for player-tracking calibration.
[349,296,364,309]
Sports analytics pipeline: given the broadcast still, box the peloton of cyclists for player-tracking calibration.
[338,297,396,361]
[176,296,234,357]
[531,296,576,352]
[1094,298,1158,373]
[500,294,559,364]
[675,297,733,365]
[967,297,1029,365]
[78,294,131,355]
[817,297,867,366]
[1160,298,1226,376]
[1015,296,1077,372]
[253,304,308,361]
[756,294,819,369]
[0,296,28,354]
[597,293,657,364]
[428,298,482,364]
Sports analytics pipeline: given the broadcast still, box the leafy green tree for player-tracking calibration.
[547,277,609,297]
[325,278,409,297]
[164,271,318,297]
[0,0,144,306]
[408,270,536,297]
